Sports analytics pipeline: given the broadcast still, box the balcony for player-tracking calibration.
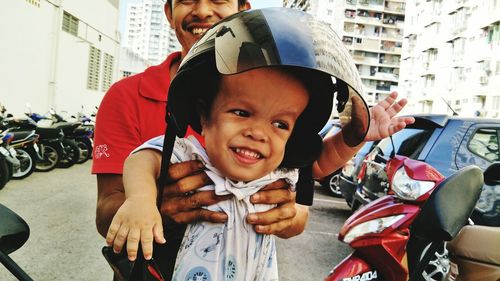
[381,31,403,42]
[358,0,384,12]
[352,38,380,51]
[384,2,405,15]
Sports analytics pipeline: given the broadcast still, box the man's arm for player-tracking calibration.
[96,174,126,238]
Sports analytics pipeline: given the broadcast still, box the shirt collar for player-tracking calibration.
[138,51,182,102]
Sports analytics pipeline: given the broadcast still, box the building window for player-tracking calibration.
[102,53,114,92]
[87,46,101,91]
[26,0,40,7]
[62,11,79,36]
[122,71,132,78]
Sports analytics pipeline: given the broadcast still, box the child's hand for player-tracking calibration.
[365,92,415,141]
[105,197,166,261]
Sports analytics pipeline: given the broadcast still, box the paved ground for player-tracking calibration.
[0,161,351,280]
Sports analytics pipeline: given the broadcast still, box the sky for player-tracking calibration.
[119,0,283,34]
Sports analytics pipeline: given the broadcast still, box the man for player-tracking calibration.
[93,0,309,278]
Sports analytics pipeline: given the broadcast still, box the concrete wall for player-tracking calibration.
[0,0,120,117]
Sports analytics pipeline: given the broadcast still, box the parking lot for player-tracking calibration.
[0,161,352,281]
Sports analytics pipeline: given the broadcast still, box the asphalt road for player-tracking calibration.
[0,161,352,281]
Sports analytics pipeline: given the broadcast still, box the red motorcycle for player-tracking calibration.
[325,154,483,281]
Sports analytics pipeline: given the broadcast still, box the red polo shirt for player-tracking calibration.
[92,52,200,174]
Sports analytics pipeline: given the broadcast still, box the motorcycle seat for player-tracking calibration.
[447,225,500,266]
[35,127,62,139]
[52,122,81,130]
[11,131,35,143]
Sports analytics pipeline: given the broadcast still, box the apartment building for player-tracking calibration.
[400,0,500,117]
[0,0,120,116]
[311,0,406,106]
[123,0,181,66]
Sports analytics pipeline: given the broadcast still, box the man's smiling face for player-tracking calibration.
[166,0,250,58]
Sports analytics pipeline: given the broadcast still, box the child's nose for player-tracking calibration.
[243,125,269,142]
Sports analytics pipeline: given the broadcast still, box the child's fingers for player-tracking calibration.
[153,223,166,244]
[139,228,154,260]
[126,228,141,261]
[112,224,130,254]
[105,220,121,246]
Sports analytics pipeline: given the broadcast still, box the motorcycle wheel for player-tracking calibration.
[35,143,60,172]
[76,137,92,164]
[0,158,9,189]
[57,139,80,168]
[12,147,37,179]
[420,242,449,281]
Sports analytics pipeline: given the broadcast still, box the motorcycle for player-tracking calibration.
[325,154,483,281]
[0,132,16,189]
[1,117,65,172]
[30,109,92,165]
[445,162,500,281]
[5,128,40,179]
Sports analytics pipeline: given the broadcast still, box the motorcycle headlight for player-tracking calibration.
[343,214,405,244]
[391,167,435,201]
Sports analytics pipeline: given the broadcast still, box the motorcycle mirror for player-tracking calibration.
[0,204,30,255]
[483,162,500,185]
[412,166,483,242]
[25,103,32,114]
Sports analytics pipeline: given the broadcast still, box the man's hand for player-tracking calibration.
[246,179,308,238]
[159,160,230,224]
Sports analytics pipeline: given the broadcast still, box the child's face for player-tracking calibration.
[200,68,309,181]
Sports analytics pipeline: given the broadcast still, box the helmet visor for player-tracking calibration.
[181,8,370,147]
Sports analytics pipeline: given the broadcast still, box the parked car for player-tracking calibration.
[317,119,344,197]
[337,140,377,206]
[351,114,500,211]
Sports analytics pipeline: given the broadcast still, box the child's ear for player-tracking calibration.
[196,100,208,135]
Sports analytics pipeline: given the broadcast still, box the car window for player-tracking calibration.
[468,128,499,162]
[375,128,434,159]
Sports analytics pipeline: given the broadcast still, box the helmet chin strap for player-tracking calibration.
[157,114,178,207]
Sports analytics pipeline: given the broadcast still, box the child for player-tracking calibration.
[106,8,413,281]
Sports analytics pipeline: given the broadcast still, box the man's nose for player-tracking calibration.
[192,0,215,19]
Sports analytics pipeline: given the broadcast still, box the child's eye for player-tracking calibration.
[230,109,250,117]
[272,121,289,130]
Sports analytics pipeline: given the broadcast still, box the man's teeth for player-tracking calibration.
[235,148,261,159]
[191,28,208,35]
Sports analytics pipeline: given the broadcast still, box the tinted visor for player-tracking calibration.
[181,8,369,146]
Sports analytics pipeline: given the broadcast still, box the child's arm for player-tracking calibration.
[313,92,415,179]
[105,149,166,261]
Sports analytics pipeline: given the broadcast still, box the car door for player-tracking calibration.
[456,123,500,170]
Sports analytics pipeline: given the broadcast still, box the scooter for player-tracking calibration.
[445,162,500,281]
[325,154,483,281]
